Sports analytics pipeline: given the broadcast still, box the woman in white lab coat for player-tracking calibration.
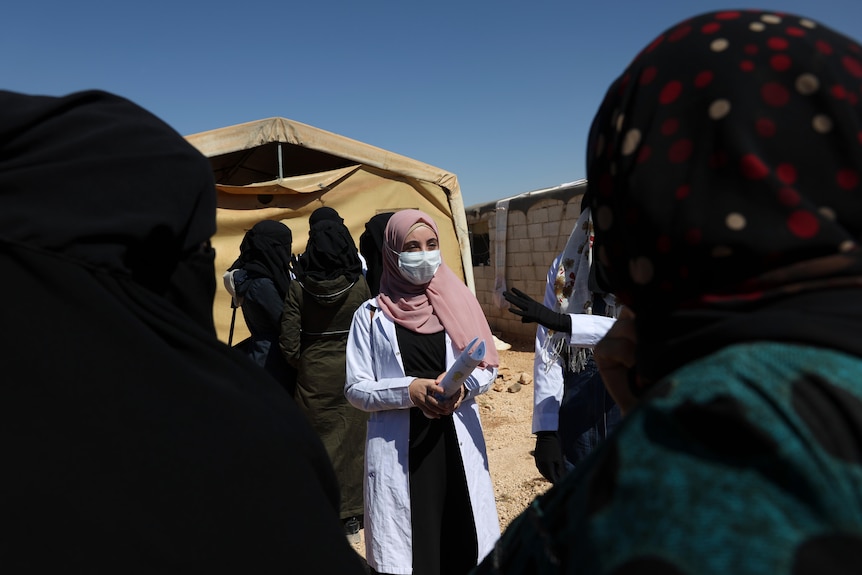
[345,209,500,575]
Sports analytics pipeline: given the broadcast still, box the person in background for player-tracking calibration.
[0,89,365,573]
[280,207,371,531]
[224,219,297,395]
[346,209,500,575]
[305,205,368,275]
[475,9,862,574]
[359,211,395,295]
[503,203,621,484]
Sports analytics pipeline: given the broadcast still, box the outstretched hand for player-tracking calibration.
[503,287,572,334]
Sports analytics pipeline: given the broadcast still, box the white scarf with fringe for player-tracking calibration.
[541,207,618,373]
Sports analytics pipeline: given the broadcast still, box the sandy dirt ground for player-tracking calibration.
[478,346,554,528]
[350,344,551,563]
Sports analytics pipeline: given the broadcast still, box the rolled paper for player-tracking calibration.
[438,337,486,398]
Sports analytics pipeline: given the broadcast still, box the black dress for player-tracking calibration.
[395,324,479,575]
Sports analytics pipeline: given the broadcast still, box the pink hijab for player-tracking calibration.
[377,209,499,368]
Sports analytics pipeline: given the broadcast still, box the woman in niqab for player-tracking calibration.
[226,219,297,394]
[280,208,371,528]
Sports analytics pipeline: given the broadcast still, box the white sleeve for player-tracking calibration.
[565,314,616,348]
[531,255,564,434]
[344,303,414,412]
[461,363,497,401]
[357,252,368,277]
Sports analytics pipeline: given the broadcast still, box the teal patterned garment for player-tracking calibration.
[475,342,862,574]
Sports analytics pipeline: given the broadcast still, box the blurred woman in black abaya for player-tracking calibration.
[0,89,365,573]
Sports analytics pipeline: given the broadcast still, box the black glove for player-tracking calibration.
[533,431,566,484]
[503,287,572,333]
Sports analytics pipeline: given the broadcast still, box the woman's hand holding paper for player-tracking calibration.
[409,377,452,419]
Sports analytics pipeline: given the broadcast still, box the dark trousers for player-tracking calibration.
[407,408,478,575]
[558,355,621,467]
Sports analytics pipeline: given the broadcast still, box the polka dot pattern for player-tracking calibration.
[710,38,729,52]
[708,99,731,119]
[812,114,833,133]
[837,169,860,190]
[762,82,790,106]
[796,73,819,94]
[694,70,714,87]
[659,81,683,104]
[787,210,819,238]
[585,9,862,313]
[621,129,641,156]
[756,118,777,137]
[668,139,692,163]
[726,212,747,230]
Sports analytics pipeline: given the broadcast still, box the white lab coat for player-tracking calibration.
[345,298,500,575]
[532,254,616,433]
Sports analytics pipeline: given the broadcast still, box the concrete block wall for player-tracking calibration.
[467,184,586,348]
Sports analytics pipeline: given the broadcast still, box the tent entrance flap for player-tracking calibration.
[216,165,360,195]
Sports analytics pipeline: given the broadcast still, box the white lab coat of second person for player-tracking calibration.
[345,297,500,574]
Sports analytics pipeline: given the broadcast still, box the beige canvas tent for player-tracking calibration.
[185,117,473,344]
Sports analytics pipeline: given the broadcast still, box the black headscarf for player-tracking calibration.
[295,211,362,282]
[229,219,294,299]
[587,10,862,388]
[308,205,344,226]
[359,211,395,294]
[0,89,365,573]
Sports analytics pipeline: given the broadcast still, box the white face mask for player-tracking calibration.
[398,250,441,285]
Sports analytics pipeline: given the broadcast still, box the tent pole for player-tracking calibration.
[277,143,284,180]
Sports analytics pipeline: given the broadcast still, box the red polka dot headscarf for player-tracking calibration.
[587,10,862,314]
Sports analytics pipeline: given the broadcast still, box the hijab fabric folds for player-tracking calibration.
[587,10,862,386]
[377,209,499,368]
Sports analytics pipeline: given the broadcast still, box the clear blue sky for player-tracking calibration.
[5,1,861,207]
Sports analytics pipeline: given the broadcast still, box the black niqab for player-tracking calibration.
[229,219,294,299]
[359,211,394,295]
[308,205,344,226]
[295,218,362,282]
